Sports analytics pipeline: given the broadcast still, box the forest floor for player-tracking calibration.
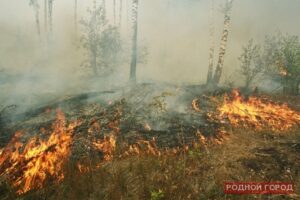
[0,83,299,200]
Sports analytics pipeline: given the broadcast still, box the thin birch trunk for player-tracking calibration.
[44,0,48,33]
[102,0,106,18]
[212,0,233,85]
[119,0,123,27]
[74,0,78,34]
[206,0,215,84]
[130,0,138,84]
[35,6,41,36]
[48,0,53,33]
[113,0,116,25]
[30,0,41,36]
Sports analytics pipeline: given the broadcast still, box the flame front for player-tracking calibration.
[192,99,201,112]
[0,110,81,194]
[218,90,300,131]
[93,135,116,161]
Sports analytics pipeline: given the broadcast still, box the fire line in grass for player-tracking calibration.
[218,90,300,131]
[4,89,298,195]
[0,110,81,194]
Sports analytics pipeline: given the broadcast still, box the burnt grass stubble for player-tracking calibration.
[0,84,299,200]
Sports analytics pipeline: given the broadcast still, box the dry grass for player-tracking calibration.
[1,127,299,200]
[1,92,299,200]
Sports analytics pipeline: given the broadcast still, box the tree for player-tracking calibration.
[48,0,54,33]
[99,27,123,74]
[130,0,139,84]
[74,0,78,35]
[264,33,300,95]
[119,0,123,27]
[113,0,116,25]
[102,0,106,17]
[238,39,263,89]
[212,0,233,85]
[29,0,41,36]
[206,0,215,85]
[80,2,122,77]
[44,0,48,33]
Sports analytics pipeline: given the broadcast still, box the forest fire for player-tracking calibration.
[0,110,81,194]
[218,90,300,131]
[93,134,116,161]
[192,99,201,112]
[2,89,298,196]
[123,138,161,157]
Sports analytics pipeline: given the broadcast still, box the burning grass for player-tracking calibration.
[0,110,81,194]
[0,87,300,199]
[217,90,300,132]
[2,129,299,200]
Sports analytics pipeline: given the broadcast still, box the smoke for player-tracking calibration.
[0,0,300,111]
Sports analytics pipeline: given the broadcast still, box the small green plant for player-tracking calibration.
[149,91,174,113]
[238,39,263,89]
[150,189,164,200]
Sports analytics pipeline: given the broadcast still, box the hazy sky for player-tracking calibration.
[0,0,300,85]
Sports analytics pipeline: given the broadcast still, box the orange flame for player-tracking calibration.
[0,110,81,194]
[192,99,201,112]
[218,90,300,131]
[93,134,117,161]
[123,138,161,157]
[144,123,152,131]
[77,163,90,173]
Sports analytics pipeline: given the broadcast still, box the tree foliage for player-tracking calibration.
[80,3,122,77]
[263,33,300,94]
[48,0,54,33]
[238,39,263,89]
[29,0,41,36]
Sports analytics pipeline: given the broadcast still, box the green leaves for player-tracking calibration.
[238,39,263,88]
[80,4,123,76]
[263,33,300,94]
[150,189,164,200]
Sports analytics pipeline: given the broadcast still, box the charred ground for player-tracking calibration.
[0,83,299,200]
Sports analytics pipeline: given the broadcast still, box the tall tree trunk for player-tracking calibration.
[102,0,106,18]
[119,0,123,27]
[283,78,293,95]
[48,0,53,33]
[91,0,98,76]
[34,6,41,36]
[44,0,48,33]
[297,80,300,95]
[292,80,298,95]
[91,51,98,75]
[30,0,41,36]
[74,0,77,35]
[130,0,139,84]
[212,0,233,85]
[113,0,116,25]
[126,0,129,24]
[284,79,300,95]
[206,0,215,85]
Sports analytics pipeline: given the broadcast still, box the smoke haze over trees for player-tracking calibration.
[0,0,300,108]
